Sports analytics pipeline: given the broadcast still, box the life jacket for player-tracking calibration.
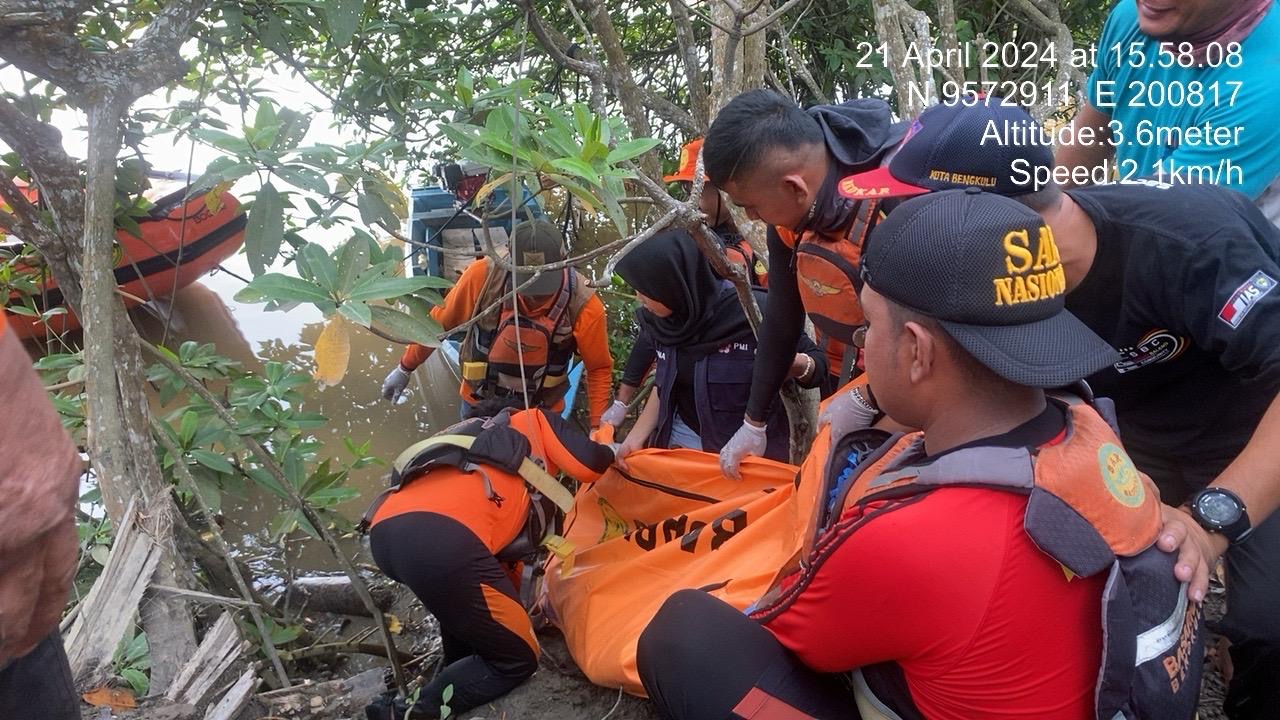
[714,229,768,288]
[776,199,880,343]
[358,410,575,565]
[754,398,1203,720]
[459,259,593,406]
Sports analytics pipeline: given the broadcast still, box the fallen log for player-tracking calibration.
[252,668,386,718]
[284,574,395,616]
[205,667,259,720]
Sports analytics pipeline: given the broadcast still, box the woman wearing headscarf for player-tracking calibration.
[613,231,826,468]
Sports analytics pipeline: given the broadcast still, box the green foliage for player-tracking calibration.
[112,626,151,697]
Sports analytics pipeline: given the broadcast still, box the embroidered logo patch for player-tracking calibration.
[1114,329,1187,374]
[1218,271,1275,328]
[1098,442,1145,508]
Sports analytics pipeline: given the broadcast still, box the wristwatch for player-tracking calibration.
[1189,488,1254,545]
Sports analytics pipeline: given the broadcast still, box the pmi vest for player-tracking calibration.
[776,199,880,343]
[359,410,574,563]
[757,402,1203,720]
[459,260,594,406]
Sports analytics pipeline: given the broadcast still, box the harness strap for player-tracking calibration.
[392,434,575,513]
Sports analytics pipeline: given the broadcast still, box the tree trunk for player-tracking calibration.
[83,101,196,693]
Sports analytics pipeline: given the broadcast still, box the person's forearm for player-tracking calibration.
[625,392,662,446]
[1053,102,1115,189]
[616,382,639,405]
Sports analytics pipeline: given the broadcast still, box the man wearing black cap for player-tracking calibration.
[701,89,905,477]
[841,95,1280,719]
[636,190,1198,720]
[379,219,615,427]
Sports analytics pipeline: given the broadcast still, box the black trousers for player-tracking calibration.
[0,632,80,720]
[1127,445,1280,720]
[369,512,538,718]
[637,589,857,720]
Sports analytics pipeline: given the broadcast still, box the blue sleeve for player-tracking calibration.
[1160,83,1280,199]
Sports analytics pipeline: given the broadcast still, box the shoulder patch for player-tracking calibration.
[1218,271,1275,329]
[1098,442,1145,508]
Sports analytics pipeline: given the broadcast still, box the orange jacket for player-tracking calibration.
[399,258,614,426]
[0,319,82,665]
[369,407,613,552]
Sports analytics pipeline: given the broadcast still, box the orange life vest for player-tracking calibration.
[776,199,880,344]
[756,399,1202,720]
[459,260,593,405]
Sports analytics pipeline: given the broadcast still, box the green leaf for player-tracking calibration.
[325,0,363,47]
[179,411,199,446]
[245,182,285,275]
[254,101,278,134]
[456,67,474,107]
[271,109,312,153]
[190,127,252,155]
[550,157,602,187]
[338,301,372,327]
[336,237,370,295]
[120,667,149,697]
[235,273,332,305]
[189,449,236,475]
[357,180,399,229]
[299,243,339,293]
[90,544,110,566]
[607,138,661,165]
[369,305,442,346]
[123,629,149,664]
[349,275,447,302]
[274,165,329,195]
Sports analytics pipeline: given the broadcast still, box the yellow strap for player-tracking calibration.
[392,434,576,514]
[542,534,576,578]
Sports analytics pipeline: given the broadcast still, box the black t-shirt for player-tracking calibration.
[1066,181,1280,493]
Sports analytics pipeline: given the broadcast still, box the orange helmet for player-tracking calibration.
[663,138,704,183]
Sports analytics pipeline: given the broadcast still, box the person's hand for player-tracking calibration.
[818,384,879,442]
[719,419,768,480]
[0,518,77,666]
[614,434,645,473]
[600,400,628,429]
[1156,503,1227,603]
[381,365,411,402]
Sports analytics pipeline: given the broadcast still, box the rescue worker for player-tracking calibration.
[637,190,1202,720]
[362,396,615,719]
[702,90,906,478]
[380,219,614,428]
[840,95,1280,718]
[611,231,826,466]
[0,319,82,719]
[602,138,768,429]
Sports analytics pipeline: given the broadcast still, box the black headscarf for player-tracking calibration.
[615,230,752,357]
[799,98,907,235]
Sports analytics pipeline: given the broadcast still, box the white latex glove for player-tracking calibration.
[718,419,768,480]
[819,384,879,443]
[600,400,628,428]
[381,365,411,402]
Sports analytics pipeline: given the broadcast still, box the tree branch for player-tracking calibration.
[741,0,805,36]
[666,0,710,125]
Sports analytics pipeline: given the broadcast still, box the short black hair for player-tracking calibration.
[703,89,824,185]
[884,300,1007,389]
[1015,183,1063,213]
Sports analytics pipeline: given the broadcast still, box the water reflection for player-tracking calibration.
[138,278,461,572]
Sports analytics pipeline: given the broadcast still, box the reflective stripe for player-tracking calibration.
[851,669,906,720]
[731,687,818,720]
[1134,581,1189,665]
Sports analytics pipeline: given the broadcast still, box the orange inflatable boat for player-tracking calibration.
[3,187,246,340]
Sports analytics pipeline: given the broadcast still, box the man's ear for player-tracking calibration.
[903,321,936,385]
[779,171,812,206]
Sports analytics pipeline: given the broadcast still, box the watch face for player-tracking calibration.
[1197,492,1242,527]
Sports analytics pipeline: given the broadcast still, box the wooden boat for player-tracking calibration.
[3,186,247,340]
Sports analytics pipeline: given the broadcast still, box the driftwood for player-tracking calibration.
[285,574,395,616]
[63,499,161,687]
[165,613,248,708]
[205,667,259,720]
[253,668,386,718]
